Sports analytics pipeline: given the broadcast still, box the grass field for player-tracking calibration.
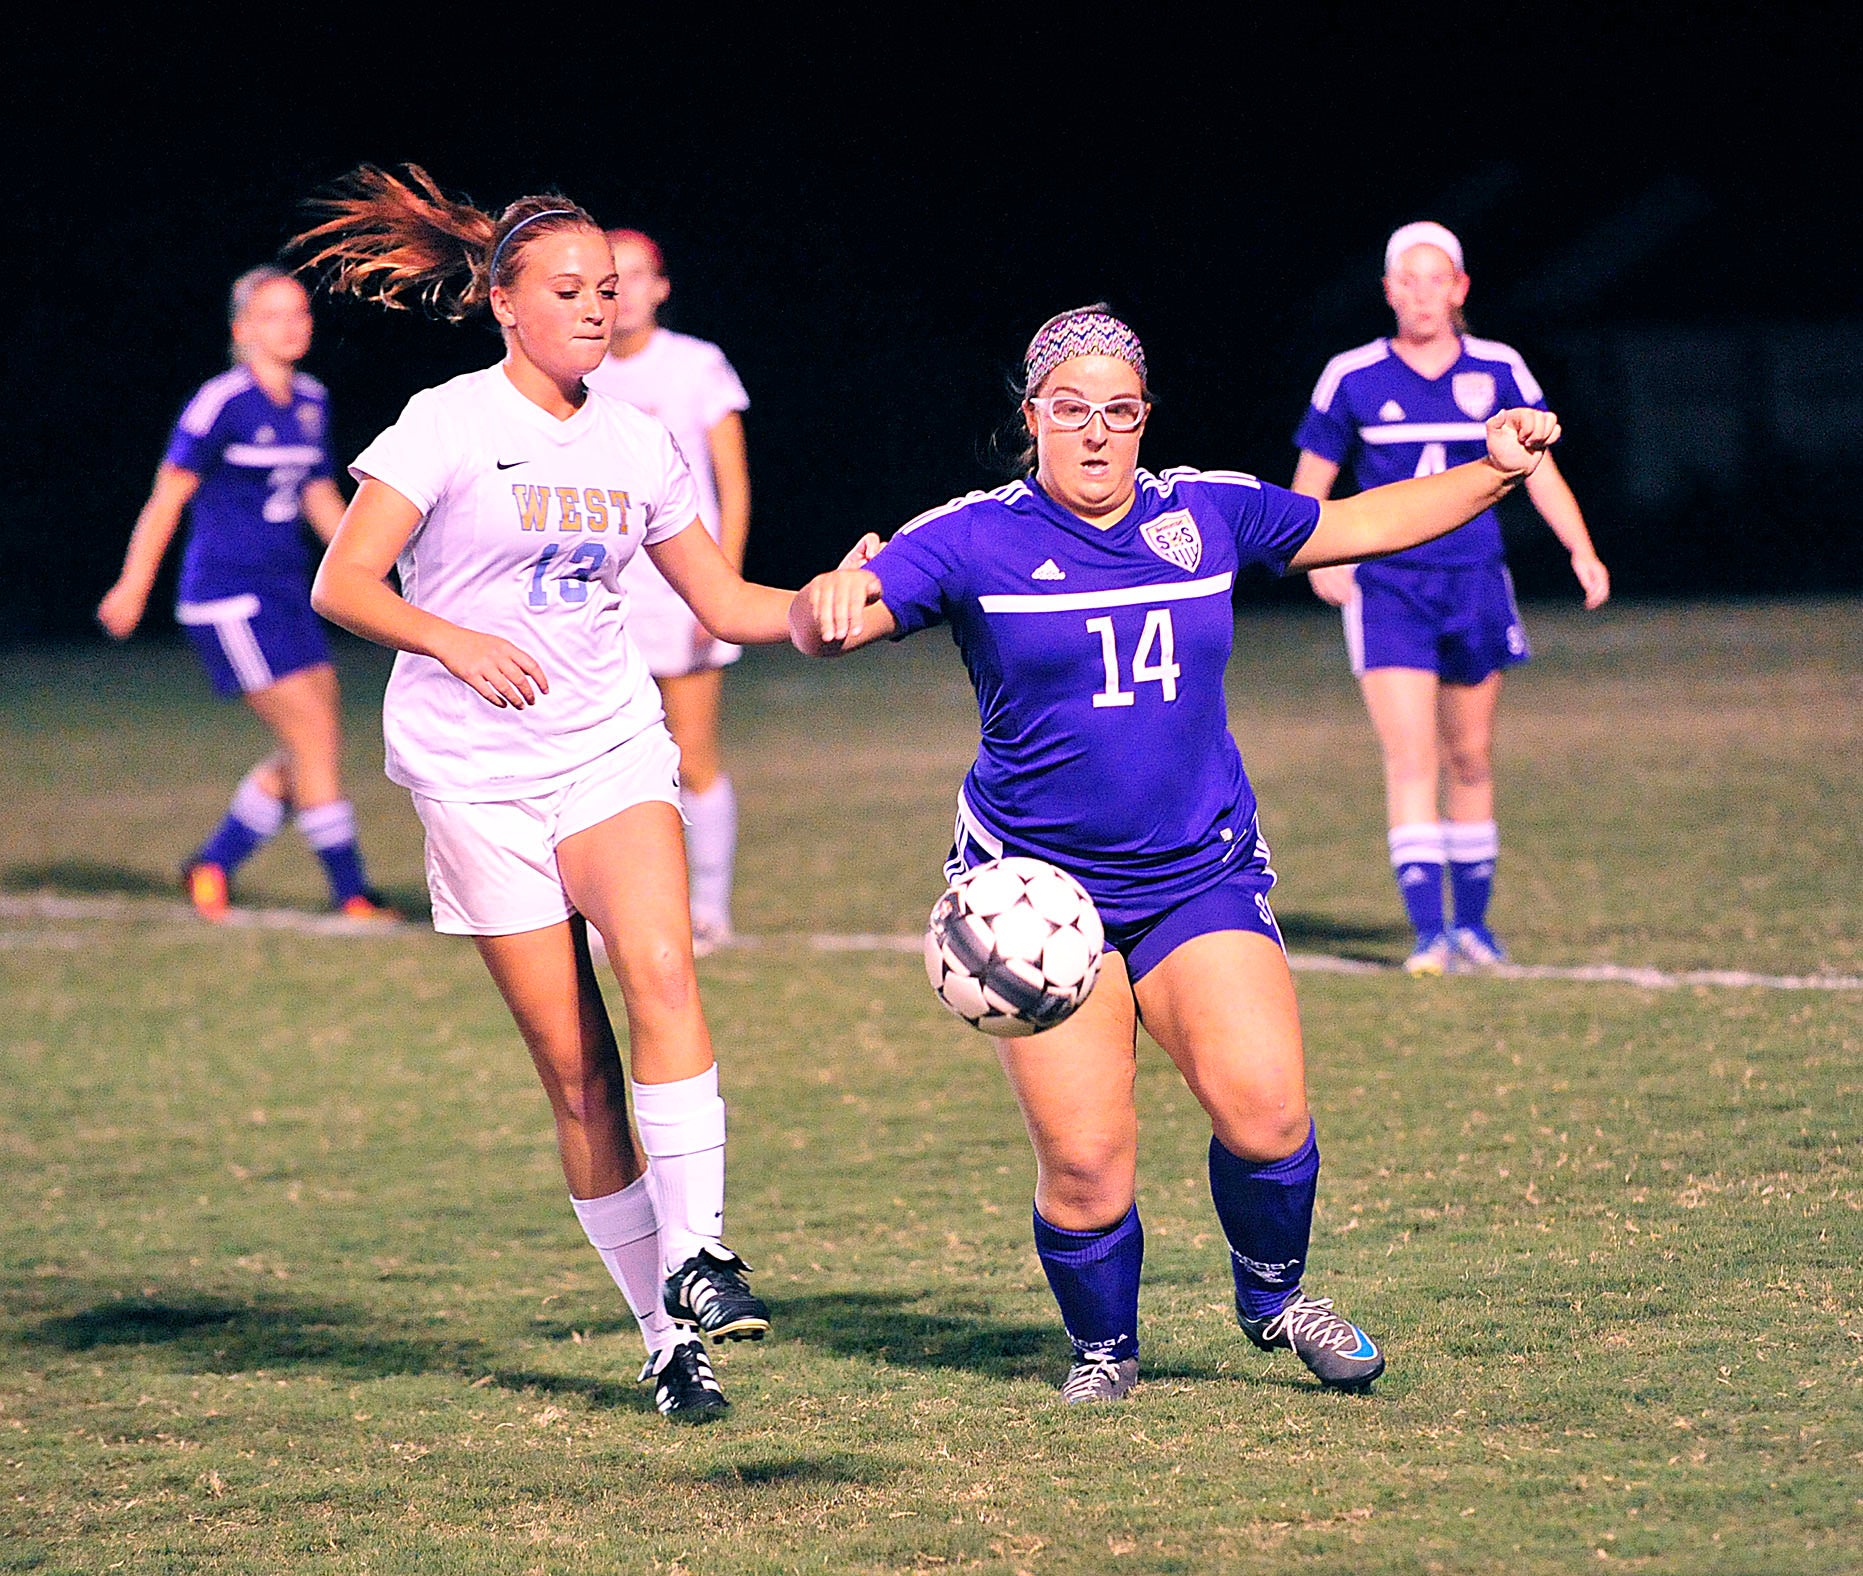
[2,598,1859,1574]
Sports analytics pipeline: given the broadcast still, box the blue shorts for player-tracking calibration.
[176,586,331,698]
[946,817,1285,985]
[1345,561,1529,685]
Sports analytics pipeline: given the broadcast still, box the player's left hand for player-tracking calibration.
[1484,407,1561,480]
[1572,549,1611,609]
[793,568,883,649]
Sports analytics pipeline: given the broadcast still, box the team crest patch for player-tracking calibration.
[1141,509,1202,573]
[1453,371,1497,419]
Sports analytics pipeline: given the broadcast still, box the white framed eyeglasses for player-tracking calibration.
[1027,395,1150,432]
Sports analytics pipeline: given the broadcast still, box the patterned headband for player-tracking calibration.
[1023,307,1147,393]
[489,208,579,283]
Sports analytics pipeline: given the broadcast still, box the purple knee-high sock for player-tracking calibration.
[1032,1204,1143,1361]
[1389,823,1446,941]
[1444,819,1499,932]
[195,772,285,874]
[1208,1122,1318,1321]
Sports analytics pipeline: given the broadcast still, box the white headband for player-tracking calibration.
[1384,221,1464,275]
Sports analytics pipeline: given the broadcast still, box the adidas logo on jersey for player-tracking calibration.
[1031,559,1066,580]
[1378,400,1405,422]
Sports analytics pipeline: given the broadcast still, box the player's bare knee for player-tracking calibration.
[1038,1177,1132,1229]
[1445,747,1492,790]
[1038,1142,1133,1213]
[617,943,701,1018]
[1218,1105,1310,1163]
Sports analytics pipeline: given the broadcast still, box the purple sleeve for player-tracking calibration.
[162,393,230,476]
[1210,478,1322,576]
[1293,389,1353,464]
[311,402,337,482]
[868,504,974,637]
[1503,361,1548,412]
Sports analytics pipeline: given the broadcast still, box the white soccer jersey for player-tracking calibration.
[585,329,749,619]
[350,366,701,800]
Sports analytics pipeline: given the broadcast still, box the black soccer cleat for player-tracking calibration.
[640,1338,729,1423]
[662,1244,771,1341]
[1238,1291,1386,1392]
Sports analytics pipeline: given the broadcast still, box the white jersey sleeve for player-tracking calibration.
[639,420,703,546]
[349,385,461,516]
[690,340,750,434]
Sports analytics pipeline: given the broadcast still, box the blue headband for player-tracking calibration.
[489,208,578,284]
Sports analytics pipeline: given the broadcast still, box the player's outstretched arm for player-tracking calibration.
[96,464,200,639]
[1288,408,1560,572]
[1522,453,1610,609]
[646,520,795,645]
[311,479,550,709]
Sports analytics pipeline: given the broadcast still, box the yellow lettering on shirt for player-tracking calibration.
[608,491,632,534]
[583,488,609,532]
[556,488,583,531]
[512,485,551,531]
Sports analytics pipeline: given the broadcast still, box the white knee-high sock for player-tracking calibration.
[681,776,737,934]
[631,1065,727,1272]
[571,1177,681,1358]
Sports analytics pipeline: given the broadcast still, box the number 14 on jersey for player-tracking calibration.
[1088,609,1180,708]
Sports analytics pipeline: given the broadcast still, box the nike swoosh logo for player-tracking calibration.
[495,459,529,470]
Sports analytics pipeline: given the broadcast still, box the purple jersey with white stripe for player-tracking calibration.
[1293,336,1545,568]
[164,367,335,600]
[869,469,1319,918]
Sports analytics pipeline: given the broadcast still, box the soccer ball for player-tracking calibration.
[923,857,1105,1037]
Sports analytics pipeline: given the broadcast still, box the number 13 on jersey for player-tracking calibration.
[1088,609,1180,708]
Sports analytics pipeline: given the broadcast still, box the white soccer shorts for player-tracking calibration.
[411,725,683,936]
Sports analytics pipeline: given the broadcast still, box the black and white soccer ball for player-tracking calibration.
[923,857,1105,1037]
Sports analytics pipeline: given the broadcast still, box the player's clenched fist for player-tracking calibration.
[95,582,149,640]
[1483,407,1561,480]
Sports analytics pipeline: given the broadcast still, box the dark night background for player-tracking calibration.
[6,11,1859,642]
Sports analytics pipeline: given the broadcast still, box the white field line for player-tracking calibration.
[0,892,400,938]
[2,893,1858,991]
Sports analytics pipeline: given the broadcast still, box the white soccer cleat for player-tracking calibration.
[1402,933,1453,977]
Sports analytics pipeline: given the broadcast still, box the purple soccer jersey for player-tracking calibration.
[869,468,1319,926]
[164,367,335,601]
[1293,336,1545,569]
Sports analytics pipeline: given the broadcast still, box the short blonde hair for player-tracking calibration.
[226,266,298,364]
